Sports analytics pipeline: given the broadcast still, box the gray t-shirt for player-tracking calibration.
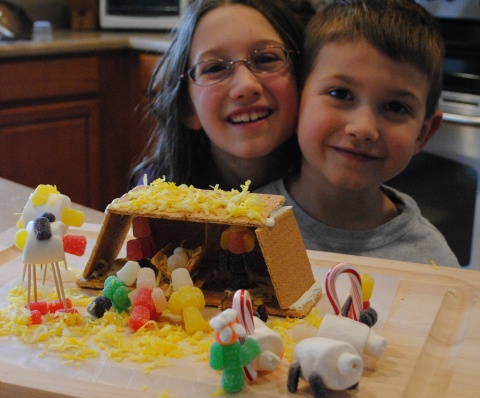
[256,179,460,268]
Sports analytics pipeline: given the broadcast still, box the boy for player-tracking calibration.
[258,0,459,267]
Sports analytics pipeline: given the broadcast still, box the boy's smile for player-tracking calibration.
[297,39,439,193]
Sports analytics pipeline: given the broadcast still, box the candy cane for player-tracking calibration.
[325,263,363,321]
[232,289,257,382]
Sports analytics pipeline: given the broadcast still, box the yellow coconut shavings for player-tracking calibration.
[110,177,267,224]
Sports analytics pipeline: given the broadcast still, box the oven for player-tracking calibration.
[388,1,480,269]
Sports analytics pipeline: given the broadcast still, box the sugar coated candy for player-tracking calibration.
[33,217,52,240]
[112,285,131,312]
[117,261,141,286]
[126,237,156,261]
[87,296,112,318]
[134,287,155,312]
[136,267,156,290]
[49,298,72,313]
[167,250,188,271]
[128,305,151,331]
[61,207,85,227]
[171,268,193,291]
[102,276,126,300]
[151,288,167,313]
[29,309,42,325]
[26,300,48,315]
[132,216,151,238]
[63,235,87,256]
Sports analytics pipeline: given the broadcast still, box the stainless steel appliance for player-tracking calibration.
[389,1,480,269]
[99,0,189,30]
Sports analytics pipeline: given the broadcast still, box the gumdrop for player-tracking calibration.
[128,305,151,331]
[63,235,87,256]
[136,267,156,290]
[31,184,58,206]
[167,251,188,271]
[29,309,42,325]
[171,268,193,291]
[132,216,151,238]
[112,285,131,312]
[26,300,48,315]
[126,237,156,261]
[103,276,126,300]
[168,286,205,315]
[117,261,141,286]
[134,287,155,312]
[183,306,211,334]
[61,207,85,227]
[87,296,112,318]
[151,287,168,313]
[49,298,72,313]
[33,217,52,240]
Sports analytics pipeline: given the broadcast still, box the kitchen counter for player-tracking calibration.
[0,29,172,58]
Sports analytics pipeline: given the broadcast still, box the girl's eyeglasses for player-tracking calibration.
[181,46,297,87]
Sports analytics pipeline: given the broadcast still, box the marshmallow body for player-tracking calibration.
[318,313,386,357]
[294,337,363,391]
[22,220,67,264]
[23,193,72,227]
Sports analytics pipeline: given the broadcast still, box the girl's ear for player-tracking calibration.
[414,110,443,154]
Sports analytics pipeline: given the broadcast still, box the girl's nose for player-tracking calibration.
[228,64,263,100]
[344,106,380,141]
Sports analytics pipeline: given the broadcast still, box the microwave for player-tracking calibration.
[99,0,189,30]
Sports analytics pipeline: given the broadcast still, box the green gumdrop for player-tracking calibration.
[113,285,131,312]
[103,276,126,300]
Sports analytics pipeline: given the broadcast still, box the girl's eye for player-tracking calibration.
[200,61,228,76]
[328,89,352,101]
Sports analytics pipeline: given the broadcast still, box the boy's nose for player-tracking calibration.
[345,106,380,141]
[228,64,263,100]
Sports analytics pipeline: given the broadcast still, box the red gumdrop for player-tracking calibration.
[150,310,162,322]
[29,309,42,325]
[134,287,155,312]
[227,231,247,254]
[63,235,87,256]
[132,217,151,238]
[128,305,151,331]
[26,301,48,315]
[49,298,72,312]
[126,237,156,261]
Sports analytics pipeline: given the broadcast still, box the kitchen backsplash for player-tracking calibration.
[9,0,71,28]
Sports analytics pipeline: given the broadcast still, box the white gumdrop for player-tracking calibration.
[136,267,156,289]
[171,268,193,291]
[167,251,188,270]
[117,261,141,286]
[152,287,168,313]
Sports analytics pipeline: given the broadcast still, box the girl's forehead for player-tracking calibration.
[190,4,283,60]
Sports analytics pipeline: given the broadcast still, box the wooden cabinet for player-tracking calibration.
[0,50,163,212]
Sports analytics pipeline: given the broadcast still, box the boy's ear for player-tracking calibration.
[414,110,443,154]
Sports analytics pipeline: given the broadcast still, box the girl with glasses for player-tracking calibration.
[128,0,305,191]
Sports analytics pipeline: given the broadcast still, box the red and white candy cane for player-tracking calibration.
[325,263,363,321]
[232,289,257,382]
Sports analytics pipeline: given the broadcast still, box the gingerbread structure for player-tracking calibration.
[77,181,321,317]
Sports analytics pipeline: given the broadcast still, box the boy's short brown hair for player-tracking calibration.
[303,0,445,118]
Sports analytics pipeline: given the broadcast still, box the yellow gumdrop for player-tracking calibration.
[361,273,375,301]
[182,306,211,334]
[15,229,28,250]
[16,217,25,229]
[168,286,205,315]
[31,184,59,206]
[62,207,85,227]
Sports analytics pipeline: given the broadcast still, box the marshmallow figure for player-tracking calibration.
[250,317,284,372]
[318,314,387,358]
[288,337,363,393]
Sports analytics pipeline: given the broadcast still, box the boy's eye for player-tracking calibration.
[329,89,352,101]
[385,102,409,115]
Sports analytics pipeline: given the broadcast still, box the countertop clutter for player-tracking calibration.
[0,29,172,58]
